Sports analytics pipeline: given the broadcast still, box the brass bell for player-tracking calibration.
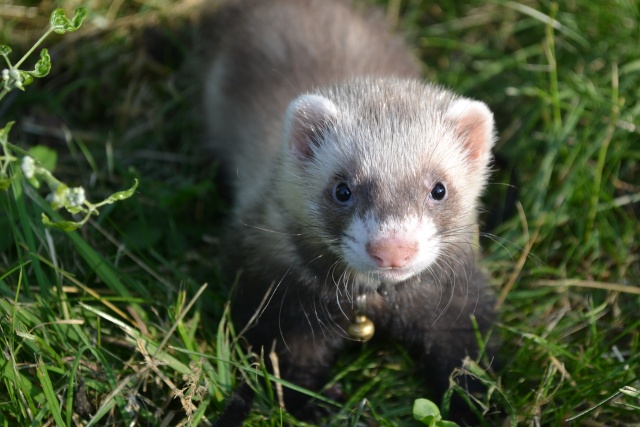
[348,314,375,342]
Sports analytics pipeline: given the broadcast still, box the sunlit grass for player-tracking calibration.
[0,0,638,425]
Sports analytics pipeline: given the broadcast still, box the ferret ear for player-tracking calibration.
[284,94,338,162]
[445,98,496,162]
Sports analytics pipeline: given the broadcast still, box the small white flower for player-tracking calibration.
[67,187,86,207]
[46,186,69,209]
[4,68,23,89]
[21,156,36,179]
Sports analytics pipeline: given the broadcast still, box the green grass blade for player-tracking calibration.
[36,358,66,427]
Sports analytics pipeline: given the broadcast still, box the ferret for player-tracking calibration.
[201,0,497,423]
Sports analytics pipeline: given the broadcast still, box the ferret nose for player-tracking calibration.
[367,239,418,268]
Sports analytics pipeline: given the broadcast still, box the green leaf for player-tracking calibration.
[413,399,459,427]
[50,7,87,35]
[41,213,83,232]
[0,177,11,191]
[29,49,51,78]
[0,121,15,140]
[65,205,86,215]
[18,70,34,87]
[414,398,441,426]
[104,179,138,204]
[0,45,11,56]
[29,145,57,172]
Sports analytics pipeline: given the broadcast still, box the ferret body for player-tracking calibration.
[202,0,496,422]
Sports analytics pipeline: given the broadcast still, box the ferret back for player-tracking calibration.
[201,0,421,212]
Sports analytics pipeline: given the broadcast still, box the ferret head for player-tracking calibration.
[279,78,496,287]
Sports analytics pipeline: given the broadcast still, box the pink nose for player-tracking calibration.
[366,239,418,268]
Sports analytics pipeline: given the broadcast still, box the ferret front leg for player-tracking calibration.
[385,274,495,423]
[233,281,347,420]
[273,330,345,419]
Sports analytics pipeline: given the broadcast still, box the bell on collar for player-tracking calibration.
[348,314,375,342]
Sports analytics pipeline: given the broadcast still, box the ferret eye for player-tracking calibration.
[430,182,446,201]
[334,183,353,203]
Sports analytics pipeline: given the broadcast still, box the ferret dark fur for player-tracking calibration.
[202,0,497,423]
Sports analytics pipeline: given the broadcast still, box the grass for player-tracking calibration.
[0,0,638,425]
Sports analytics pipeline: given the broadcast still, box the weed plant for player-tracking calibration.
[0,0,638,426]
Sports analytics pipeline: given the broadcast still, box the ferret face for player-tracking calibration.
[281,79,495,287]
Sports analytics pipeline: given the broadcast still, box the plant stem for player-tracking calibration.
[14,27,54,69]
[0,87,10,101]
[2,53,13,68]
[6,141,31,157]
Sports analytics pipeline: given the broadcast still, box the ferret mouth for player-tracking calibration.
[380,267,418,282]
[357,266,419,285]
